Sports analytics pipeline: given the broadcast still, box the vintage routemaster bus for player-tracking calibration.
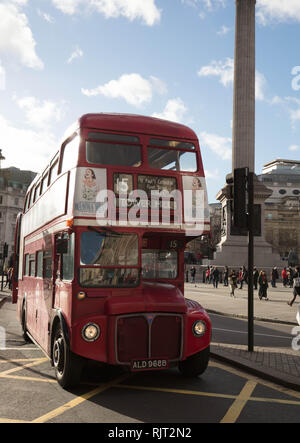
[12,113,211,388]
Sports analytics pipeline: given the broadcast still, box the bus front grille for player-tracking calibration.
[116,314,183,364]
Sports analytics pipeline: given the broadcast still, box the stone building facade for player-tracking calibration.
[0,167,36,263]
[258,159,300,264]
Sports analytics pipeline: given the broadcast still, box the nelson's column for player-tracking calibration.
[211,0,283,268]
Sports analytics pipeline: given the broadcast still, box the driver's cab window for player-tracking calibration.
[56,233,74,281]
[142,250,177,279]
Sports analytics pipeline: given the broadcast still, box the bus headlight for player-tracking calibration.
[192,320,206,337]
[82,323,100,342]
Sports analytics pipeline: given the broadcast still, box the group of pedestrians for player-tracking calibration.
[186,264,300,306]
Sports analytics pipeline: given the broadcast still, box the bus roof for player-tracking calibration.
[77,113,198,141]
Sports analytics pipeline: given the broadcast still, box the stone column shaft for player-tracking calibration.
[232,0,256,173]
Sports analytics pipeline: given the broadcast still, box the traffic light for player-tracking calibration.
[3,243,8,258]
[233,167,248,229]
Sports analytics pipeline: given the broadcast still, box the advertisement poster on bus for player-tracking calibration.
[74,167,107,216]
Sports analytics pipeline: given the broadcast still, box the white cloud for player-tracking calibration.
[0,62,5,90]
[204,168,220,180]
[198,58,267,101]
[217,25,230,36]
[67,47,83,64]
[37,9,55,23]
[256,0,300,25]
[272,96,300,128]
[182,0,226,12]
[81,73,166,107]
[255,71,267,101]
[152,98,188,123]
[0,113,58,172]
[52,0,161,26]
[0,3,43,69]
[289,145,300,152]
[13,96,66,130]
[198,58,234,87]
[199,131,232,160]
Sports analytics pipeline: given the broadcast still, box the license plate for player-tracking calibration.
[131,358,169,371]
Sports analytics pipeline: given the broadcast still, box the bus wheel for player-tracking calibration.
[178,346,210,377]
[21,306,31,342]
[52,326,83,389]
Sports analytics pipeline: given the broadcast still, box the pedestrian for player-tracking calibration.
[229,270,237,298]
[205,266,210,284]
[271,267,279,288]
[190,266,196,285]
[253,266,259,290]
[239,266,246,289]
[185,267,189,283]
[223,266,229,286]
[258,270,269,300]
[288,266,294,288]
[287,265,300,307]
[282,267,288,287]
[7,267,13,290]
[212,267,220,288]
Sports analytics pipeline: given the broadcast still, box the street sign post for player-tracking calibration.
[229,168,254,352]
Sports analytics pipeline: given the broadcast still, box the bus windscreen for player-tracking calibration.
[79,231,139,287]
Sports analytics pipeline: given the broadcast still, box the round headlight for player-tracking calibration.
[193,320,206,337]
[82,323,100,342]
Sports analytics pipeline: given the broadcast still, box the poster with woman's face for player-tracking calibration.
[182,175,210,224]
[74,167,107,216]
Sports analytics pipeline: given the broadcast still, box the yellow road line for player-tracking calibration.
[0,375,56,383]
[0,358,44,364]
[0,418,30,423]
[31,374,129,423]
[220,381,257,423]
[0,358,47,376]
[212,361,300,400]
[116,383,236,400]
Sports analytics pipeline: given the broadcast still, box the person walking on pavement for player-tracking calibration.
[239,266,246,289]
[205,266,210,284]
[253,266,259,290]
[287,265,300,307]
[282,267,288,287]
[271,267,279,288]
[212,267,220,289]
[288,266,294,288]
[258,270,269,300]
[229,270,237,298]
[190,266,196,285]
[223,266,229,286]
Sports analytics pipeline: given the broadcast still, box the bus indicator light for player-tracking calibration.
[66,218,74,228]
[77,291,86,300]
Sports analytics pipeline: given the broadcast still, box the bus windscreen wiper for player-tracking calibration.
[87,225,121,235]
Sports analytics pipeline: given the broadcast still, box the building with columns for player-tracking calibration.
[0,167,36,263]
[258,159,300,264]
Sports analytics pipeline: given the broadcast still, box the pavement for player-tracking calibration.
[0,282,300,392]
[185,281,300,392]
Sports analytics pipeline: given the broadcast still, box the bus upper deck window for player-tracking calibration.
[147,148,197,172]
[86,132,141,167]
[147,138,197,172]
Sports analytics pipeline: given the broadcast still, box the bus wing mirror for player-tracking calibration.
[56,238,68,255]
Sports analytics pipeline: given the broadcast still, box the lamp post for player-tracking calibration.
[0,150,5,169]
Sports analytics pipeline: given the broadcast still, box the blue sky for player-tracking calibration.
[0,0,300,202]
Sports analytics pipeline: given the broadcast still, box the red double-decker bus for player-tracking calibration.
[12,113,211,388]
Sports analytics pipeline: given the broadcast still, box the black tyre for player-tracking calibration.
[21,305,31,343]
[52,326,83,388]
[178,346,210,377]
